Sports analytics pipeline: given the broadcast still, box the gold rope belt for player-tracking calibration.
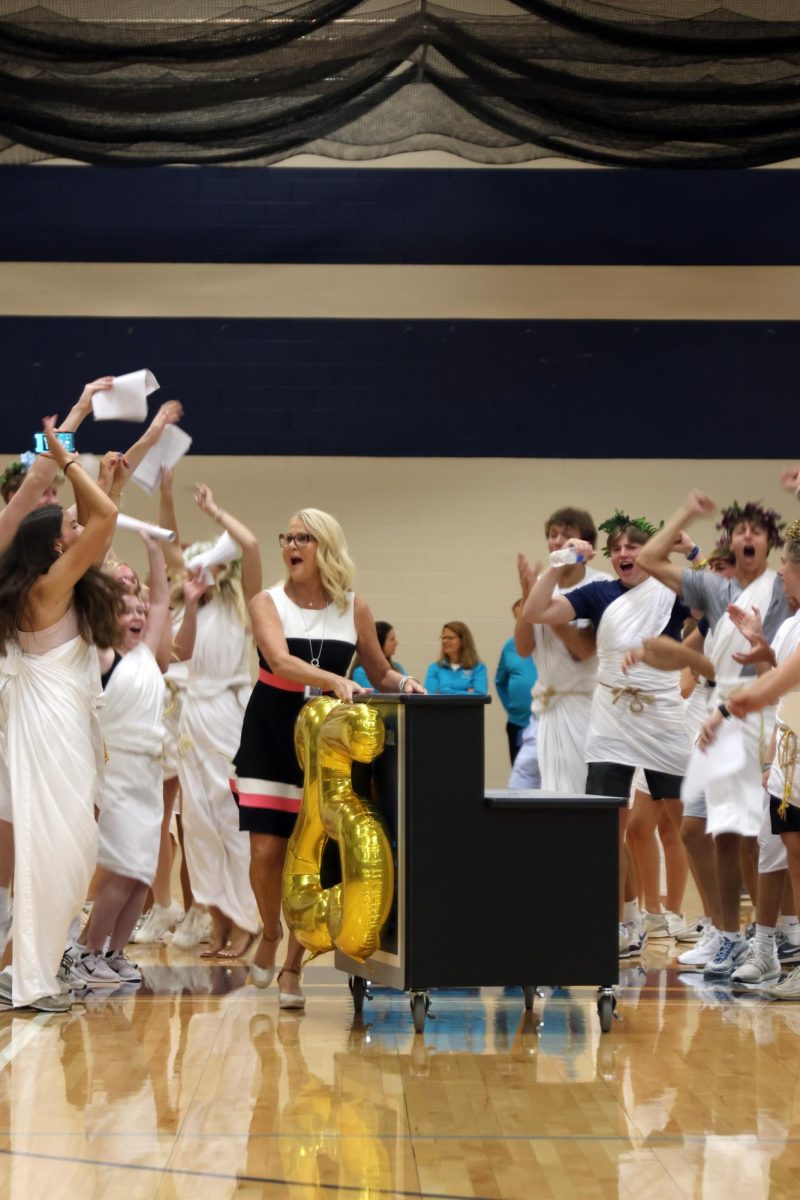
[536,686,593,711]
[600,683,656,715]
[777,728,799,820]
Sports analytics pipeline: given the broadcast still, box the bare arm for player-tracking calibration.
[637,490,717,593]
[121,400,183,478]
[621,636,715,680]
[140,533,170,665]
[552,623,597,661]
[58,376,115,434]
[514,553,541,657]
[158,466,185,576]
[0,454,60,553]
[173,571,205,662]
[728,649,800,717]
[27,421,117,624]
[194,483,262,603]
[355,596,424,692]
[522,565,579,627]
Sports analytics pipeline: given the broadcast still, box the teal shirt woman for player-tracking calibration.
[424,621,488,695]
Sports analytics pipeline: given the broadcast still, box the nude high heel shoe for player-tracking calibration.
[277,966,306,1010]
[249,925,282,990]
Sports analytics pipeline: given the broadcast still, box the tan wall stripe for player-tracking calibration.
[1,263,799,321]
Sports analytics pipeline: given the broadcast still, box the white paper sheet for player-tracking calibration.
[115,513,176,543]
[92,369,159,423]
[132,424,193,494]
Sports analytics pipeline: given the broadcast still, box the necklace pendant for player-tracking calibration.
[311,656,320,668]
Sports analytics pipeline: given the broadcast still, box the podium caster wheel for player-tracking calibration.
[349,975,368,1014]
[523,986,536,1011]
[411,992,429,1034]
[597,990,615,1034]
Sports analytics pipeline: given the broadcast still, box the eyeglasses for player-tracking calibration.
[441,634,459,641]
[279,532,316,549]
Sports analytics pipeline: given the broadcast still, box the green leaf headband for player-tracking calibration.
[597,509,662,557]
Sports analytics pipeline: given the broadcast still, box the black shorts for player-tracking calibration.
[586,761,684,803]
[769,793,800,835]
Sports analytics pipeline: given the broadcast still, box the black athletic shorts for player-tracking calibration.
[769,793,800,835]
[586,761,684,803]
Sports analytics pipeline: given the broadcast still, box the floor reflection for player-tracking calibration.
[1,957,800,1198]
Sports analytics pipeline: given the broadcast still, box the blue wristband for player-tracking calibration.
[686,545,701,562]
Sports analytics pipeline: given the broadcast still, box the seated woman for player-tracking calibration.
[424,622,488,695]
[349,621,406,688]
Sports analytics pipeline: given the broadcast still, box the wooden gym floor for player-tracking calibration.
[1,934,800,1200]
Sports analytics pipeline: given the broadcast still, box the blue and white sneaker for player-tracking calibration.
[619,921,648,960]
[703,935,748,979]
[776,931,800,965]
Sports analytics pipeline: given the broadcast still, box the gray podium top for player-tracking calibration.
[485,789,628,810]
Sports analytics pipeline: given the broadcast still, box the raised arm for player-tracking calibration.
[173,570,205,663]
[522,564,579,627]
[139,531,170,665]
[158,466,185,576]
[514,553,540,657]
[193,483,262,603]
[58,376,115,434]
[29,419,117,615]
[121,400,184,478]
[0,454,60,553]
[637,490,717,593]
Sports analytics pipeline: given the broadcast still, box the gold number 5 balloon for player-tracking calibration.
[282,696,394,962]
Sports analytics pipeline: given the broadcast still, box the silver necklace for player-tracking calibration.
[297,604,326,668]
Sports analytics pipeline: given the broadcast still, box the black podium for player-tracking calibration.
[334,695,625,1032]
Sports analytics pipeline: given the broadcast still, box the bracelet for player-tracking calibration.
[691,557,708,572]
[685,544,701,562]
[718,702,731,719]
[63,460,78,474]
[397,675,418,693]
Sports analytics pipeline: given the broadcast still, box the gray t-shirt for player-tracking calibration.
[680,567,790,677]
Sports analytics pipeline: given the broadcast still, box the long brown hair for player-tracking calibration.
[0,505,126,652]
[440,621,481,670]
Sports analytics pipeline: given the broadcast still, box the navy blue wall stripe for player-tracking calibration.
[1,167,799,265]
[0,316,794,457]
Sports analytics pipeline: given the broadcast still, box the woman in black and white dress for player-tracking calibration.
[231,507,424,1009]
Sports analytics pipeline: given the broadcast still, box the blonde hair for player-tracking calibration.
[290,508,355,613]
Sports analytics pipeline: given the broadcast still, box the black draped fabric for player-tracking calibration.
[1,1,799,167]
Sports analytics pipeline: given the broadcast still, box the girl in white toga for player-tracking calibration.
[0,419,122,1010]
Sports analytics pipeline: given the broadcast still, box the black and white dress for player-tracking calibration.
[231,584,357,838]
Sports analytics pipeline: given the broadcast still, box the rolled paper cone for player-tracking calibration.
[116,512,176,542]
[186,529,239,572]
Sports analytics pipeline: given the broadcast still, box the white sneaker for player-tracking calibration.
[132,901,183,945]
[730,941,780,988]
[619,921,647,959]
[105,951,142,983]
[171,905,212,948]
[644,910,669,938]
[662,910,686,937]
[674,915,710,943]
[677,926,720,968]
[703,935,748,979]
[68,951,122,988]
[769,964,800,1000]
